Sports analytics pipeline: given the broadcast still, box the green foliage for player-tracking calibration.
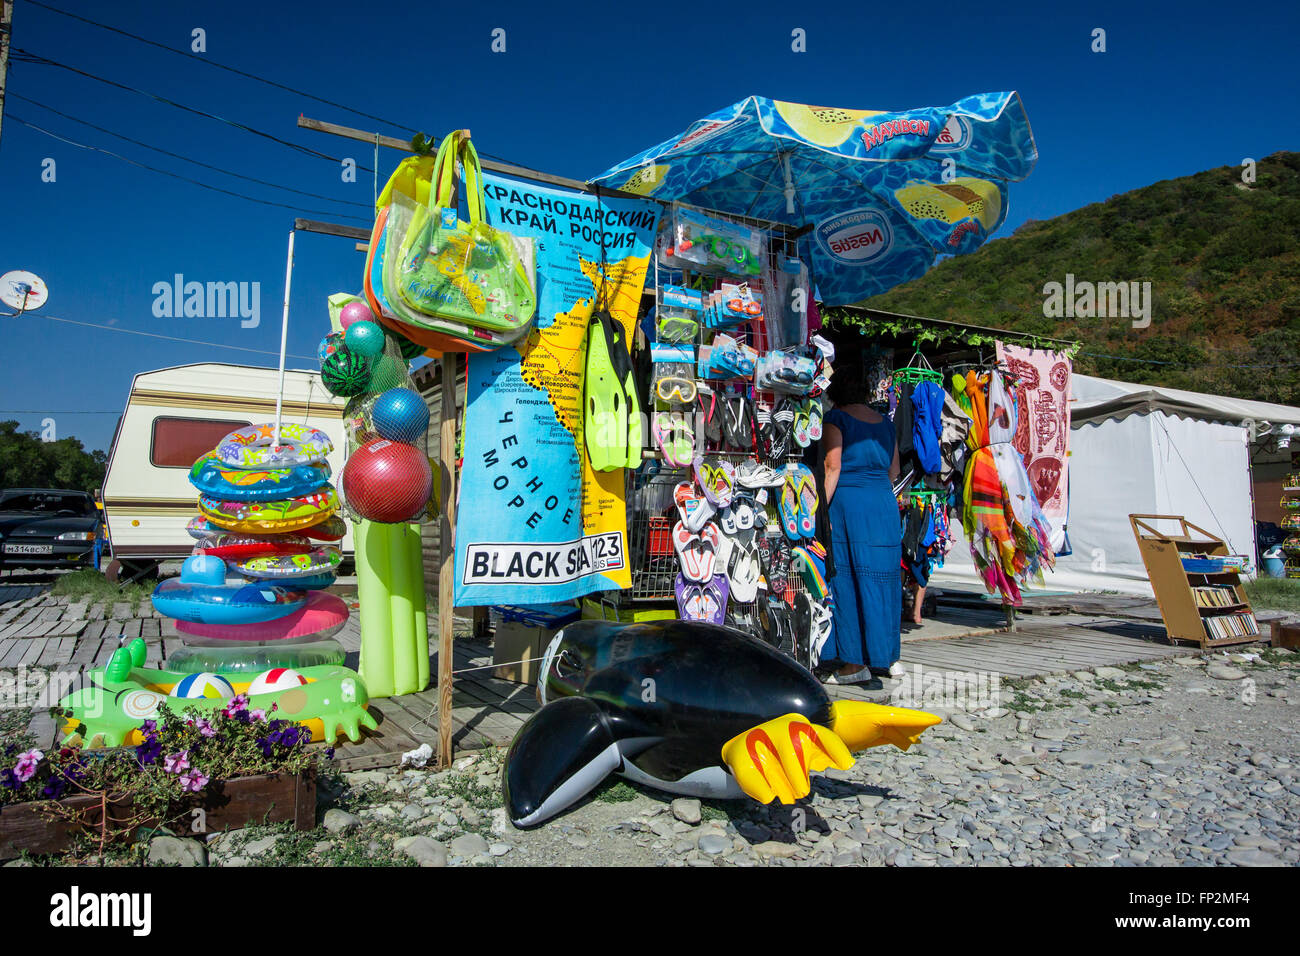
[0,421,107,493]
[857,151,1300,403]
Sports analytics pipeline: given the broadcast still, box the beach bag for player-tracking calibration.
[394,134,536,336]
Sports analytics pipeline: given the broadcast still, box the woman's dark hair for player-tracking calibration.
[827,355,866,406]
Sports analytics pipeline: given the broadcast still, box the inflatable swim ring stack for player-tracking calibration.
[151,421,352,673]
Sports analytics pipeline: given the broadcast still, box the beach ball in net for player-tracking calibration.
[318,331,344,364]
[344,320,386,358]
[171,672,235,700]
[343,394,379,446]
[372,387,429,444]
[339,300,375,329]
[321,346,372,397]
[247,667,308,696]
[342,438,432,523]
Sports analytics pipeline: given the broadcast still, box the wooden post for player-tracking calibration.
[437,355,457,767]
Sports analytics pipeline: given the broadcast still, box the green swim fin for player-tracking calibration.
[584,310,627,472]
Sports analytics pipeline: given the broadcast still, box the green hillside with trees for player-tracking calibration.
[0,421,108,493]
[862,151,1300,404]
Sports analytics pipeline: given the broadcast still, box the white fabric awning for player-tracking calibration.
[1072,373,1300,429]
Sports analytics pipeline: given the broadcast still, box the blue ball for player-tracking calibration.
[371,387,429,444]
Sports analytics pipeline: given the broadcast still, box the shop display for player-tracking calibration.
[503,619,941,827]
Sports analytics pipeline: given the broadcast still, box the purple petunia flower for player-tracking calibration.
[1,768,19,790]
[250,709,268,723]
[179,770,209,793]
[223,694,250,716]
[136,737,162,767]
[163,750,191,774]
[195,718,216,738]
[13,749,43,783]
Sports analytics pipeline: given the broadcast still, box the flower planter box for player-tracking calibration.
[0,770,315,860]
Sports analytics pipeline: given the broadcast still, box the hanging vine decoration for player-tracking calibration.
[820,307,1081,358]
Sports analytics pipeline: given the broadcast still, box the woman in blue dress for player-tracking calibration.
[820,364,901,686]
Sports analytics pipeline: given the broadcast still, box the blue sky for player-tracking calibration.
[1,0,1297,455]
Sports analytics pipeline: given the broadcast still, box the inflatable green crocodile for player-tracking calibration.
[58,638,378,748]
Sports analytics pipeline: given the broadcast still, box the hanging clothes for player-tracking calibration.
[911,379,945,476]
[938,389,973,484]
[956,369,1055,606]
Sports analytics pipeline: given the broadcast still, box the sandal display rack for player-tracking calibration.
[618,206,816,619]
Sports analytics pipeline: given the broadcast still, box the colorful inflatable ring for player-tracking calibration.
[175,591,349,643]
[194,532,312,561]
[236,546,342,580]
[186,516,221,540]
[198,487,339,533]
[301,514,347,542]
[280,572,337,590]
[190,451,330,502]
[151,555,307,625]
[56,637,376,747]
[215,423,333,470]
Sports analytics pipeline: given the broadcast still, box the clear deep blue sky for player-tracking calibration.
[1,0,1297,455]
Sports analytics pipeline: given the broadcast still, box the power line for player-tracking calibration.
[23,0,421,135]
[11,92,372,210]
[23,311,319,362]
[11,48,374,172]
[10,113,371,221]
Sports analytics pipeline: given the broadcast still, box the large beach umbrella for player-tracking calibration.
[590,93,1037,304]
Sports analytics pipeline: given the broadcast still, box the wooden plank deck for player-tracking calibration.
[5,576,1207,770]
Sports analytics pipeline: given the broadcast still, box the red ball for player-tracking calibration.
[342,439,432,523]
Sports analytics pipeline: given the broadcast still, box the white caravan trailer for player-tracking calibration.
[102,363,349,578]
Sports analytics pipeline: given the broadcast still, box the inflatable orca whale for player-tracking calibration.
[503,619,941,828]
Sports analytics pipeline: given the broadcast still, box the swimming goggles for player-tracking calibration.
[656,375,698,404]
[657,314,699,343]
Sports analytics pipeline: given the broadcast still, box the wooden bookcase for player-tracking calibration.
[1130,514,1260,650]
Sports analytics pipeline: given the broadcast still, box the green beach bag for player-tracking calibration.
[395,133,536,334]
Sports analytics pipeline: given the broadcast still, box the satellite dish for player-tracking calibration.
[1,270,49,314]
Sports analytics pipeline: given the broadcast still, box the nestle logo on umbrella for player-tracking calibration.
[816,209,893,264]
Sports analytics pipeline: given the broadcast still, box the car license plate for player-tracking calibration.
[3,544,53,555]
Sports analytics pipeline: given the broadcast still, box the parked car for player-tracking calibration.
[0,488,102,570]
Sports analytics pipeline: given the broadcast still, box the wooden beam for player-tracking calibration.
[293,218,369,240]
[437,355,457,768]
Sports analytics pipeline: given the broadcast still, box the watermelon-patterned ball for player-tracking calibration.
[171,672,236,700]
[247,667,308,696]
[321,346,373,397]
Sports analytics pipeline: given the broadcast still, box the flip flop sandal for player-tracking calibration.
[674,481,716,533]
[721,395,754,451]
[766,599,794,656]
[695,521,721,581]
[653,412,692,469]
[727,538,762,604]
[807,399,824,441]
[730,492,756,530]
[792,405,812,448]
[717,504,738,536]
[793,593,814,668]
[768,536,789,595]
[763,399,796,462]
[677,575,713,621]
[697,390,722,445]
[672,521,710,582]
[755,532,773,578]
[791,544,830,601]
[694,457,735,509]
[779,471,802,541]
[795,467,818,538]
[675,573,699,620]
[736,459,781,488]
[809,599,834,667]
[699,576,729,625]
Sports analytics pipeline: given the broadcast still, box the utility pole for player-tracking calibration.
[0,0,13,147]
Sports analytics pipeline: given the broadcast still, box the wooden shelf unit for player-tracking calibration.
[1129,514,1260,651]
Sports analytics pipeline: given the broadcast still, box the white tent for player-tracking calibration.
[932,373,1300,597]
